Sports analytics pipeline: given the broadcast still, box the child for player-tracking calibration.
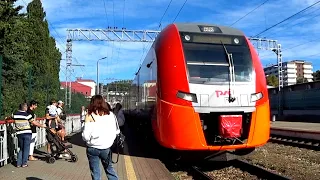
[47,104,58,129]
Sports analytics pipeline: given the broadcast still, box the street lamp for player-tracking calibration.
[97,56,107,94]
[272,45,283,119]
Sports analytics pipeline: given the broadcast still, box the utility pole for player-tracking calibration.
[65,64,85,110]
[96,56,107,95]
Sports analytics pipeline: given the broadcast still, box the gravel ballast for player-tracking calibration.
[242,142,320,180]
[171,142,319,180]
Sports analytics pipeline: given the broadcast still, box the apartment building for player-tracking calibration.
[264,60,313,86]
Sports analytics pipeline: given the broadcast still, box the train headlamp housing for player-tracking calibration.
[234,38,240,44]
[185,35,191,41]
[176,91,198,103]
[251,92,263,102]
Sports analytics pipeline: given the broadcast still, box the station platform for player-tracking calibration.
[0,125,174,180]
[271,121,320,132]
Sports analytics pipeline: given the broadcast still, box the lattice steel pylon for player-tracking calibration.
[249,37,283,88]
[65,29,282,114]
[248,37,283,116]
[65,29,160,109]
[65,39,72,109]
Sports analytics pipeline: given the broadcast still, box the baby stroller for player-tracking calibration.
[45,127,78,164]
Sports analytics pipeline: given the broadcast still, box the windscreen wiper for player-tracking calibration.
[221,41,236,103]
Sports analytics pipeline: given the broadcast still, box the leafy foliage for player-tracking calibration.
[0,0,67,118]
[296,76,308,84]
[312,70,320,82]
[57,89,89,114]
[104,80,133,92]
[266,75,278,87]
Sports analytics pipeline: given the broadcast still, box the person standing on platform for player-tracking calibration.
[57,100,66,123]
[27,100,44,161]
[13,103,45,167]
[113,103,125,132]
[80,105,87,128]
[56,100,67,142]
[82,95,119,180]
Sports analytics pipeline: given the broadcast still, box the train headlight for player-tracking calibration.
[176,91,198,103]
[234,38,239,44]
[251,92,263,102]
[185,35,191,41]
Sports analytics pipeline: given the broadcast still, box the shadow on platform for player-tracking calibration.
[26,177,44,180]
[32,149,50,162]
[66,123,164,160]
[121,123,162,159]
[67,132,87,148]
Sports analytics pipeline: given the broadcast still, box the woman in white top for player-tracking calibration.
[82,95,119,180]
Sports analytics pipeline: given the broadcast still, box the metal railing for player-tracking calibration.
[0,114,81,167]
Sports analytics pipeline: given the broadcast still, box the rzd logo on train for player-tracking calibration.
[215,90,231,97]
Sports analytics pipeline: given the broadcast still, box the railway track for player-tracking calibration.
[182,159,291,180]
[232,159,291,180]
[270,128,320,150]
[269,135,320,150]
[188,166,213,180]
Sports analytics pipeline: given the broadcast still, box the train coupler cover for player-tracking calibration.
[219,115,243,138]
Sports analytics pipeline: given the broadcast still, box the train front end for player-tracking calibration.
[154,23,270,155]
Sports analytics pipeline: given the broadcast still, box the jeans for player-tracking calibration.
[86,147,118,180]
[17,133,32,166]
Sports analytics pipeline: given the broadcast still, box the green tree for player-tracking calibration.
[104,80,133,92]
[266,75,278,87]
[0,0,29,116]
[312,70,320,81]
[296,76,308,84]
[0,0,62,118]
[24,0,62,115]
[57,89,89,114]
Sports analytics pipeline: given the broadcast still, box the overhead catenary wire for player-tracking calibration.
[158,0,173,28]
[172,0,188,22]
[136,0,188,74]
[253,1,320,37]
[102,0,109,26]
[229,0,270,27]
[136,0,176,70]
[264,5,320,37]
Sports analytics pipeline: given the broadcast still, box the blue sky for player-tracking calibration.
[16,0,320,83]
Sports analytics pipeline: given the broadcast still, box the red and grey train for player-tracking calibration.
[127,23,270,161]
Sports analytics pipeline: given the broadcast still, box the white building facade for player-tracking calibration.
[76,78,96,96]
[264,60,313,86]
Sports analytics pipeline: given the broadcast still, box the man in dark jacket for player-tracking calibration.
[27,100,43,161]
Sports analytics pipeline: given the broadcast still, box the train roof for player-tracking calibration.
[174,23,244,36]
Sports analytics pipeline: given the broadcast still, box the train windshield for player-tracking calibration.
[181,34,253,83]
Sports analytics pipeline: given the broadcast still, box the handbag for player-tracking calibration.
[110,113,125,163]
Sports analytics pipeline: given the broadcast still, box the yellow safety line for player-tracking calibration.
[123,155,137,180]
